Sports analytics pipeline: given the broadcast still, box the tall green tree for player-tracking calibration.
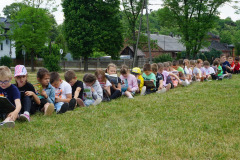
[63,0,123,71]
[11,6,52,71]
[162,0,230,58]
[3,3,27,19]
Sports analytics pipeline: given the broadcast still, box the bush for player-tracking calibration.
[204,49,222,64]
[153,54,173,63]
[43,45,61,72]
[0,56,12,68]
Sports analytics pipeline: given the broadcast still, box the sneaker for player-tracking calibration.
[0,121,15,128]
[92,98,102,106]
[19,114,30,122]
[181,81,188,86]
[156,88,166,94]
[68,98,76,110]
[57,103,69,114]
[44,103,54,116]
[76,98,85,107]
[140,86,146,96]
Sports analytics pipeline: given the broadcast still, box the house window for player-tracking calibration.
[1,43,3,50]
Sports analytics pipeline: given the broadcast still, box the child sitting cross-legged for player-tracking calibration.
[35,68,55,116]
[50,72,76,114]
[106,63,122,100]
[95,69,112,102]
[120,65,139,99]
[0,66,21,128]
[203,61,215,80]
[142,63,156,95]
[151,63,166,94]
[131,67,145,95]
[64,70,85,107]
[14,65,40,122]
[83,73,103,106]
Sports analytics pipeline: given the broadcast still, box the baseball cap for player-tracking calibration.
[14,65,27,77]
[131,67,141,75]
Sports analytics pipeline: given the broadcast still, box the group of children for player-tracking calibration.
[0,54,239,128]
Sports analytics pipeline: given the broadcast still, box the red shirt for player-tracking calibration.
[234,62,240,71]
[230,62,235,68]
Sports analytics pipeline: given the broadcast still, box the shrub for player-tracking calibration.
[43,44,61,72]
[0,56,12,68]
[204,49,222,64]
[153,54,173,63]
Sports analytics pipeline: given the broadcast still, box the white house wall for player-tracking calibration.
[0,39,16,59]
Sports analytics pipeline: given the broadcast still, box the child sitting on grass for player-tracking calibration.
[36,68,55,116]
[64,70,85,107]
[233,57,240,74]
[106,63,122,100]
[131,67,145,95]
[83,73,102,106]
[95,69,111,102]
[203,61,215,80]
[0,66,21,128]
[220,54,232,74]
[142,63,156,94]
[14,65,40,122]
[151,63,166,94]
[50,72,76,114]
[228,57,235,71]
[193,59,204,81]
[120,65,138,99]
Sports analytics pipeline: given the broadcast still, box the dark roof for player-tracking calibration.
[129,46,145,57]
[208,32,220,39]
[208,41,231,51]
[0,17,11,29]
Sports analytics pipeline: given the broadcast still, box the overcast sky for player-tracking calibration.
[0,0,239,25]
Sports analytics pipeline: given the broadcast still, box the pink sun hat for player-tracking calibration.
[14,65,27,77]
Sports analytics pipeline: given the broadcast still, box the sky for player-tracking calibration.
[0,0,239,25]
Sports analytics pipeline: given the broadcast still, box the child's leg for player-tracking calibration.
[76,98,85,107]
[19,96,32,121]
[55,102,64,112]
[166,83,171,91]
[69,98,77,110]
[110,88,122,100]
[124,91,133,98]
[84,99,95,106]
[43,102,54,116]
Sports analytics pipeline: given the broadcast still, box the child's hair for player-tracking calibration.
[220,54,226,58]
[0,66,12,79]
[213,60,220,66]
[168,61,172,66]
[190,60,195,66]
[158,63,164,70]
[37,68,50,80]
[178,59,184,66]
[228,57,233,60]
[64,70,76,83]
[203,61,210,66]
[196,59,203,64]
[50,72,60,84]
[184,59,189,66]
[235,56,239,61]
[214,58,220,62]
[163,62,169,68]
[143,63,152,71]
[83,73,96,83]
[151,63,158,73]
[172,60,177,66]
[120,65,129,75]
[107,63,117,70]
[95,69,106,82]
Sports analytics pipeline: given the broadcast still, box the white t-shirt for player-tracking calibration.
[188,68,193,76]
[193,67,202,77]
[55,80,72,99]
[99,80,112,88]
[203,67,215,75]
[184,66,190,75]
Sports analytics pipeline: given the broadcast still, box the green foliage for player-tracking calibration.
[63,0,123,71]
[43,44,61,72]
[153,54,173,63]
[204,49,222,63]
[162,0,228,58]
[11,5,52,71]
[0,56,12,68]
[3,2,27,19]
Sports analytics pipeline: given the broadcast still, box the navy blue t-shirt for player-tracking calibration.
[222,61,230,74]
[0,84,21,106]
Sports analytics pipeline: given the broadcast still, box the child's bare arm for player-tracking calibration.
[25,91,41,105]
[74,87,81,99]
[8,99,21,121]
[158,80,163,90]
[104,86,111,96]
[56,94,71,103]
[169,72,181,82]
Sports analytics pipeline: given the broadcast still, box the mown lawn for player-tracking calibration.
[0,72,240,159]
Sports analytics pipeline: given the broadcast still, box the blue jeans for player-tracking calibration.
[55,102,64,112]
[84,99,95,107]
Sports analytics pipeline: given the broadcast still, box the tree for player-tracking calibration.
[11,6,52,71]
[63,0,123,71]
[122,0,144,66]
[162,0,230,58]
[3,3,27,19]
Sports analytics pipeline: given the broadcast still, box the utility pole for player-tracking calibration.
[133,0,152,67]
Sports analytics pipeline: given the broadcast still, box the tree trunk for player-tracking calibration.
[31,50,35,72]
[84,56,88,72]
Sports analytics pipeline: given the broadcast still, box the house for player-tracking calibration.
[120,46,145,59]
[0,17,16,59]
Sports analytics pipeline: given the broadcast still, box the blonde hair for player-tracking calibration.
[107,63,117,70]
[0,66,12,79]
[95,69,107,83]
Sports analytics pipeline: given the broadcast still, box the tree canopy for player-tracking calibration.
[63,0,123,71]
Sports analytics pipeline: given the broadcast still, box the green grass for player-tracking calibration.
[1,73,240,159]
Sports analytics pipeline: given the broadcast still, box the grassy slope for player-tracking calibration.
[0,73,239,159]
